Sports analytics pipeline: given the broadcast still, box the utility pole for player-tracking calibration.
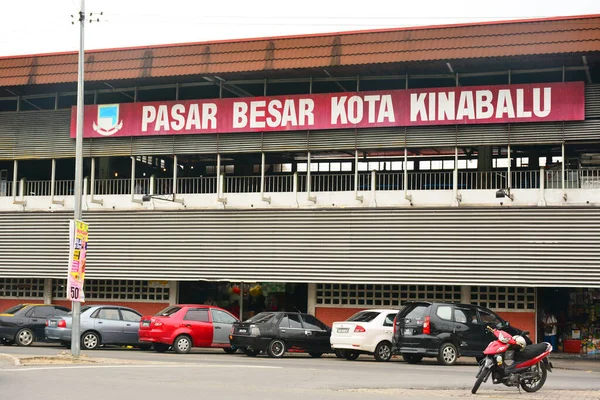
[70,0,86,357]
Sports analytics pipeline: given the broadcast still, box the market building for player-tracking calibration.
[1,15,600,351]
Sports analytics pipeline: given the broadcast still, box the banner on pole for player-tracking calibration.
[67,219,88,302]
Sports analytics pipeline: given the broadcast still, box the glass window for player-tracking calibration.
[288,314,303,329]
[31,306,54,318]
[184,309,209,322]
[455,308,478,325]
[279,315,290,328]
[247,312,276,324]
[319,163,330,172]
[297,163,307,172]
[2,304,27,314]
[120,309,141,322]
[431,160,443,170]
[155,306,181,317]
[479,310,502,326]
[443,159,455,170]
[211,309,237,324]
[402,305,431,321]
[347,311,380,323]
[96,308,121,321]
[384,313,396,327]
[301,315,328,331]
[341,162,352,172]
[436,305,453,321]
[420,160,431,170]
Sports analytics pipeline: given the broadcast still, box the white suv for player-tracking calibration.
[330,309,399,362]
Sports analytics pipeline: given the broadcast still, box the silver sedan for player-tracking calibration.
[45,305,151,350]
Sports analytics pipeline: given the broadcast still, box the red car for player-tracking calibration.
[139,304,239,354]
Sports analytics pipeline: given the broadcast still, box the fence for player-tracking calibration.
[4,169,600,197]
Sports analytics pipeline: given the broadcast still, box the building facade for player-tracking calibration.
[1,15,600,344]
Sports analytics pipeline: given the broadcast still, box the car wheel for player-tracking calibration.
[402,354,423,364]
[374,341,393,362]
[174,335,192,354]
[81,331,100,350]
[243,348,260,357]
[2,340,14,346]
[267,339,286,358]
[154,343,170,353]
[223,347,237,354]
[345,351,360,361]
[334,350,346,358]
[308,352,323,358]
[16,328,34,346]
[437,342,458,366]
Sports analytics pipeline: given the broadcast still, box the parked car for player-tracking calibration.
[0,304,70,346]
[45,305,150,350]
[138,304,238,354]
[230,311,332,358]
[330,309,399,362]
[392,301,531,366]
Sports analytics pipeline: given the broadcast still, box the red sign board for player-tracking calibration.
[70,82,585,138]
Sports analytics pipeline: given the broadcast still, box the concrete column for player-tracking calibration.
[169,281,178,305]
[461,285,471,304]
[43,278,52,304]
[307,283,317,315]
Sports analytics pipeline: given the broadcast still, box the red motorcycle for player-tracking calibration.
[471,326,553,394]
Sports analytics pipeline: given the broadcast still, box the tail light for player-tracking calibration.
[354,325,366,333]
[423,316,431,335]
[250,324,261,336]
[393,316,397,336]
[57,320,67,328]
[45,320,48,327]
[153,320,163,327]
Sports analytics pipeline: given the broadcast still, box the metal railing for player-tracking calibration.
[178,177,217,194]
[7,168,600,197]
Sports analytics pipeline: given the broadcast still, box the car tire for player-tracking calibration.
[174,335,192,354]
[402,354,423,364]
[81,331,100,350]
[223,347,237,354]
[243,348,260,357]
[16,328,34,346]
[154,343,170,353]
[138,344,153,351]
[437,342,458,366]
[267,339,286,358]
[334,350,346,358]
[345,351,360,361]
[374,341,393,362]
[309,352,323,358]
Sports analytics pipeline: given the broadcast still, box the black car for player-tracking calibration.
[0,304,70,346]
[230,311,332,358]
[392,302,530,366]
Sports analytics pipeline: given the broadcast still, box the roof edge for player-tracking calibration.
[1,13,599,61]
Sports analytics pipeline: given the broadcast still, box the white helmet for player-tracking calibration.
[513,335,527,351]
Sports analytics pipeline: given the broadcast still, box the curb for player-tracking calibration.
[0,353,21,366]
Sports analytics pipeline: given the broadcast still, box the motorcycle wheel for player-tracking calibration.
[520,362,547,393]
[471,365,490,394]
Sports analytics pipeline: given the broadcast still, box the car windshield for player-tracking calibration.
[347,311,381,323]
[155,306,181,317]
[245,312,276,324]
[1,304,26,314]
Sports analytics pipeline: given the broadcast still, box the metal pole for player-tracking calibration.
[71,0,85,357]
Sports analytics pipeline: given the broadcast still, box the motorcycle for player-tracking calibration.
[471,325,553,394]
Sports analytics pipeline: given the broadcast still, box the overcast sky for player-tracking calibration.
[1,0,599,57]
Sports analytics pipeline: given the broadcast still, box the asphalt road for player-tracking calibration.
[1,345,599,400]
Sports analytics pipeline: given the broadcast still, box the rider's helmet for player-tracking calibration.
[513,335,527,351]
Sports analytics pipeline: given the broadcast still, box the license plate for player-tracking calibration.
[404,328,413,336]
[49,321,56,327]
[142,321,150,327]
[337,328,349,333]
[238,328,247,333]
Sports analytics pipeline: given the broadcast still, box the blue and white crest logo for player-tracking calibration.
[93,104,123,136]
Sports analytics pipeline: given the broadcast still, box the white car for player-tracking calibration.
[330,309,399,362]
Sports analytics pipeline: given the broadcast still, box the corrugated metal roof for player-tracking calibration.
[1,14,599,86]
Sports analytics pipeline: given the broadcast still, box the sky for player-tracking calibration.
[0,0,599,57]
